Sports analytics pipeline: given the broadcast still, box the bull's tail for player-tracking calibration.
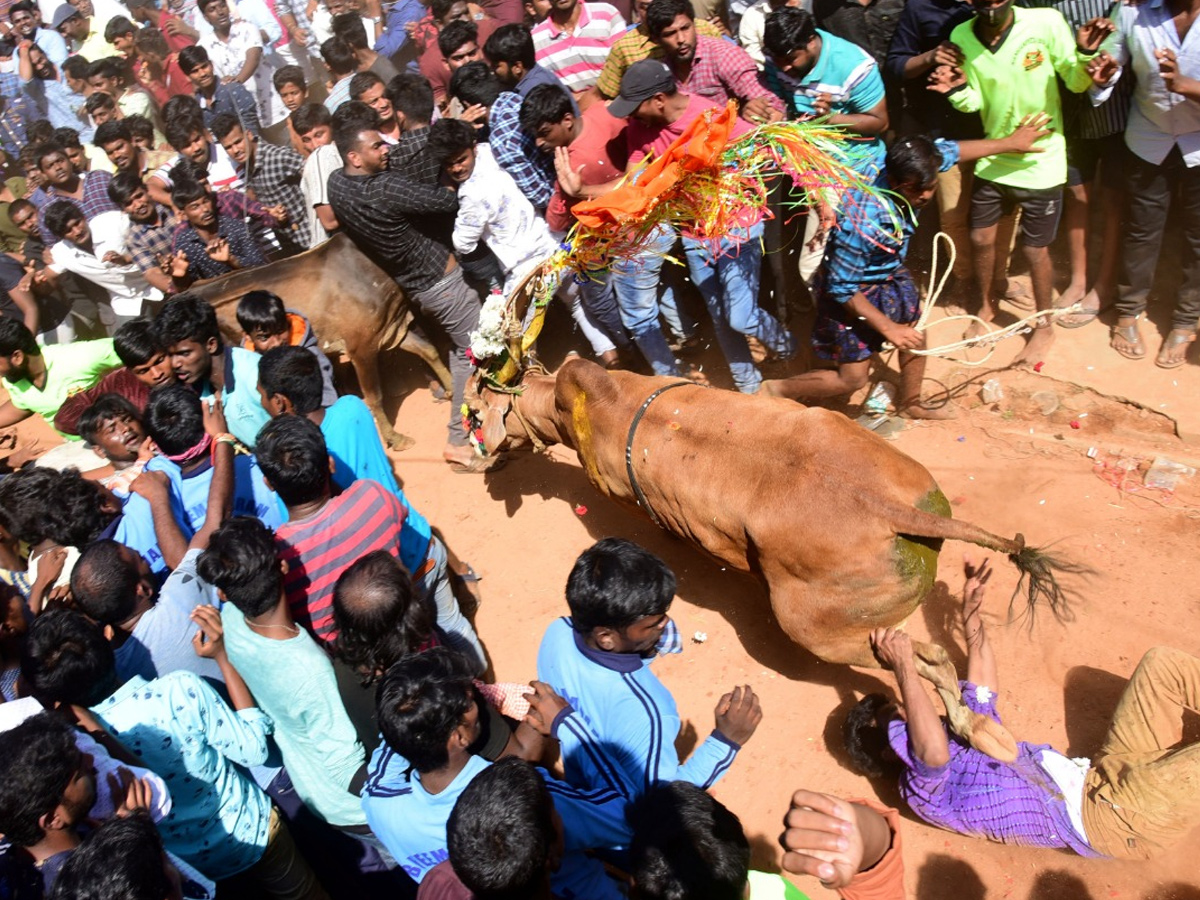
[888,502,1091,627]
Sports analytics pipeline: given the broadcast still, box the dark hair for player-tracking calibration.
[291,102,331,136]
[387,73,434,126]
[107,170,146,207]
[53,127,84,151]
[198,517,283,618]
[332,551,432,678]
[321,36,357,77]
[0,713,82,847]
[84,91,117,115]
[331,10,369,49]
[843,693,898,778]
[197,0,225,14]
[86,56,126,83]
[43,199,84,239]
[62,56,90,81]
[627,781,750,900]
[258,345,324,416]
[164,113,206,152]
[133,26,169,58]
[78,392,143,446]
[8,0,37,19]
[483,23,535,68]
[449,61,501,109]
[161,93,202,127]
[176,44,210,76]
[34,140,66,169]
[0,468,111,548]
[0,316,39,357]
[426,117,477,166]
[518,82,573,135]
[113,316,165,367]
[254,415,330,506]
[273,64,306,93]
[236,289,288,336]
[438,18,478,58]
[565,538,675,633]
[103,14,136,41]
[447,758,553,900]
[155,293,222,350]
[349,70,385,102]
[376,646,475,773]
[93,119,132,149]
[763,6,816,59]
[124,114,157,145]
[71,539,141,626]
[332,100,381,157]
[170,158,208,186]
[21,608,118,707]
[144,384,205,456]
[49,814,173,900]
[886,135,944,188]
[431,0,462,19]
[210,111,244,141]
[644,0,694,40]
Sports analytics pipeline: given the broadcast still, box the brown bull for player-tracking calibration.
[186,235,452,449]
[471,358,1079,759]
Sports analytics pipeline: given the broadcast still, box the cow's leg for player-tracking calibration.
[911,640,1018,763]
[399,327,453,392]
[352,344,416,451]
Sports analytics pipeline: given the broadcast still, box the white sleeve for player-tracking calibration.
[74,729,174,823]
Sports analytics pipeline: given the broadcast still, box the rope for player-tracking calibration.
[880,232,1084,367]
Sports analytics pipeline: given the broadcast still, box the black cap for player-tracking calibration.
[608,59,675,118]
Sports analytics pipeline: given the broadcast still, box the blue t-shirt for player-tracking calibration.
[200,348,271,448]
[112,490,188,576]
[321,395,431,574]
[146,453,283,532]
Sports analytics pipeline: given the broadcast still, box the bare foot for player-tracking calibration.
[964,318,991,340]
[1013,324,1056,364]
[899,400,957,420]
[758,379,785,398]
[746,335,768,364]
[999,276,1034,311]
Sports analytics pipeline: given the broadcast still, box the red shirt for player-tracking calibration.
[275,479,408,644]
[417,18,497,102]
[626,92,751,164]
[546,102,628,232]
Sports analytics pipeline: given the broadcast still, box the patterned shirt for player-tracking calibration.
[173,211,270,279]
[532,2,626,92]
[671,35,784,117]
[128,205,183,275]
[595,18,724,98]
[32,170,119,247]
[91,672,274,879]
[197,81,262,137]
[821,138,958,301]
[889,681,1098,856]
[275,479,408,644]
[244,140,310,251]
[490,90,556,209]
[0,73,28,159]
[20,76,91,140]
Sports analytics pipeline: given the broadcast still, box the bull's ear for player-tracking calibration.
[480,395,511,454]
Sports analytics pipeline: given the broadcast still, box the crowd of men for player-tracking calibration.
[0,0,1198,895]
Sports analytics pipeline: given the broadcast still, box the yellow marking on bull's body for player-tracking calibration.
[572,393,604,485]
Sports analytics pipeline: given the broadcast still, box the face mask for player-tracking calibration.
[978,0,1011,26]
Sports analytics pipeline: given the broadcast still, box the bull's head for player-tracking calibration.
[462,374,514,457]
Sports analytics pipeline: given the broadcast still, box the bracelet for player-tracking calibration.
[214,433,238,446]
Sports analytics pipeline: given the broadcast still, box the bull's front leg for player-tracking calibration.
[399,326,453,392]
[352,344,416,451]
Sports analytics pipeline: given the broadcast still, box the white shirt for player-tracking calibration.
[151,141,244,193]
[199,16,290,127]
[454,144,559,282]
[738,0,812,68]
[300,142,342,248]
[49,210,163,316]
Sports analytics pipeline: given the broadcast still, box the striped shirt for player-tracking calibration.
[532,2,627,93]
[275,478,408,644]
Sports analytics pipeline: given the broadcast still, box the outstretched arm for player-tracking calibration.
[962,555,998,691]
[871,628,950,769]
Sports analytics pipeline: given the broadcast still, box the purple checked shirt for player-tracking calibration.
[888,680,1100,857]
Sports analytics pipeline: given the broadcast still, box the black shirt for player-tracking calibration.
[813,0,907,65]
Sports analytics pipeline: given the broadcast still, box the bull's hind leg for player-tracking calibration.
[351,344,417,451]
[399,326,453,392]
[911,640,1018,762]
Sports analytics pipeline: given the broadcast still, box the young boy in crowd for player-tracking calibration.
[133,26,195,106]
[76,393,152,494]
[254,414,485,669]
[294,103,342,244]
[238,290,336,407]
[538,537,762,796]
[86,57,160,127]
[273,64,312,156]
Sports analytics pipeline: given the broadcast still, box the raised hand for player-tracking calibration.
[1076,16,1115,52]
[1087,50,1119,85]
[1004,113,1052,153]
[869,627,915,673]
[927,64,966,94]
[928,40,963,69]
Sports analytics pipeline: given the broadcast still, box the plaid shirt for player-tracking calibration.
[327,167,459,294]
[244,141,310,252]
[0,73,29,159]
[34,171,119,247]
[672,35,783,117]
[595,18,724,98]
[173,212,269,279]
[490,91,555,210]
[128,205,182,275]
[532,2,626,92]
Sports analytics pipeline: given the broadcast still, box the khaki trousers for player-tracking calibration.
[1083,647,1200,860]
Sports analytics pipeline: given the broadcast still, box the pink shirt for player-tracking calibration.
[625,92,751,164]
[531,2,626,93]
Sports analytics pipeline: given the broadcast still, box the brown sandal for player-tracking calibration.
[1155,329,1196,369]
[1110,320,1145,360]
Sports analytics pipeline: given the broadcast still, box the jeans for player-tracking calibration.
[682,223,792,393]
[611,224,682,376]
[1116,146,1200,330]
[411,266,481,446]
[576,270,631,351]
[412,535,486,673]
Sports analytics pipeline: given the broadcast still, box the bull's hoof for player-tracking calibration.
[386,433,417,451]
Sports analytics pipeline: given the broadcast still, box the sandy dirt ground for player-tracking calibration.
[4,282,1199,900]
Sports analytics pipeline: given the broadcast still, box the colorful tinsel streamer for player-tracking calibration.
[477,101,904,387]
